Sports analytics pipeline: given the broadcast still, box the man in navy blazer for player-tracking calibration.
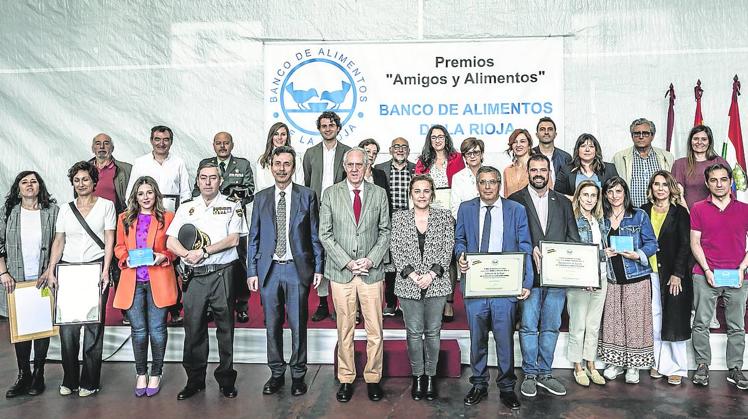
[247,146,324,397]
[454,166,533,410]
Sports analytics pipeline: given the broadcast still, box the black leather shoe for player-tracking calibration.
[336,383,353,402]
[5,371,31,398]
[424,376,437,400]
[262,376,285,395]
[176,384,205,400]
[311,303,329,322]
[463,385,488,406]
[500,391,521,410]
[411,375,425,400]
[291,379,307,396]
[220,385,238,398]
[27,368,45,396]
[236,311,249,323]
[367,382,383,401]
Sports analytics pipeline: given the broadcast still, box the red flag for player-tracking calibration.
[694,79,704,126]
[665,83,675,151]
[729,75,744,169]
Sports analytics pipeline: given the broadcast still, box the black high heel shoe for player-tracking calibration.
[411,375,425,400]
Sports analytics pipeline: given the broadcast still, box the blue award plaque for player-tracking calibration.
[713,269,741,288]
[609,236,634,252]
[128,248,155,267]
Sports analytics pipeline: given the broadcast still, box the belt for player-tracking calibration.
[272,260,294,265]
[190,262,234,276]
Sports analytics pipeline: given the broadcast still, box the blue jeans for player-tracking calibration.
[519,287,566,376]
[127,282,168,376]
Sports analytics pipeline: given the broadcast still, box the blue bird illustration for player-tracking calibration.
[285,83,318,109]
[320,81,351,109]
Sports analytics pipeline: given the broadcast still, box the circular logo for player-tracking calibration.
[278,58,358,136]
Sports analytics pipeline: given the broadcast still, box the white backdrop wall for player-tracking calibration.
[1,1,747,201]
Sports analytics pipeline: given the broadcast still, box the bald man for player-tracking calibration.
[89,133,132,214]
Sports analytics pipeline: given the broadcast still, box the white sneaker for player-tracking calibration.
[603,365,624,380]
[78,388,99,397]
[625,368,640,384]
[59,385,77,396]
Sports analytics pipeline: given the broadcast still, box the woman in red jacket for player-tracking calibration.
[114,176,177,397]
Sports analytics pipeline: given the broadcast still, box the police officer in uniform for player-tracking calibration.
[192,131,255,323]
[168,161,248,400]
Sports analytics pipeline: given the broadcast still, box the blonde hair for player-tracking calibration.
[122,176,166,233]
[646,170,683,206]
[572,180,603,219]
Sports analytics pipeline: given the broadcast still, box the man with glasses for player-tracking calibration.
[375,137,415,316]
[302,111,351,321]
[613,118,674,207]
[531,117,571,184]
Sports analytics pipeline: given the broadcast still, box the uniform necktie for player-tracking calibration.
[275,191,286,258]
[353,189,362,224]
[219,161,226,176]
[480,205,493,253]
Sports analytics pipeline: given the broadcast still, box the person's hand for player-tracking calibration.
[667,275,682,296]
[738,266,746,288]
[313,273,323,289]
[100,269,111,294]
[43,271,57,291]
[184,249,204,265]
[532,246,542,269]
[619,251,640,260]
[418,272,435,289]
[705,269,716,287]
[518,288,531,300]
[153,252,168,266]
[247,276,259,292]
[458,253,469,273]
[604,247,617,258]
[355,258,373,271]
[1,272,16,294]
[346,259,362,273]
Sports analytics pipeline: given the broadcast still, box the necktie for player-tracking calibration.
[353,189,362,224]
[480,205,493,253]
[275,191,286,258]
[219,161,226,175]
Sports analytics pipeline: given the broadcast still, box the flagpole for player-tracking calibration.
[666,83,675,152]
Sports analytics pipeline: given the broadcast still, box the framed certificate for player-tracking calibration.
[54,262,102,325]
[463,252,525,298]
[540,241,601,288]
[7,282,59,343]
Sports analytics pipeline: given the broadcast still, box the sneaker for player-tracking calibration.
[520,375,537,397]
[726,368,748,390]
[78,388,99,397]
[625,368,639,384]
[537,375,567,395]
[382,306,397,317]
[603,365,624,380]
[59,385,77,396]
[692,364,709,386]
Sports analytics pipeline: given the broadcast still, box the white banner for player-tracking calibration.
[264,38,564,155]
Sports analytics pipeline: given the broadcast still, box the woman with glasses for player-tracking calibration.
[450,138,484,219]
[640,171,692,385]
[391,174,454,401]
[598,176,658,385]
[113,176,177,397]
[1,171,58,397]
[671,125,729,209]
[503,128,537,197]
[415,124,465,188]
[555,134,619,196]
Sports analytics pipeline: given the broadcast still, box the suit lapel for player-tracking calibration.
[520,189,543,238]
[546,192,559,234]
[333,145,346,181]
[289,184,301,228]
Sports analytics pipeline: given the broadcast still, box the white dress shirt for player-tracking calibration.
[273,184,293,261]
[527,185,549,235]
[478,198,503,252]
[450,167,479,219]
[127,152,191,212]
[321,142,338,200]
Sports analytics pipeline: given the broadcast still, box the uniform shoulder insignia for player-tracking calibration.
[226,196,240,203]
[181,198,194,203]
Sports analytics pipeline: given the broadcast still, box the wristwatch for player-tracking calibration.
[202,247,210,259]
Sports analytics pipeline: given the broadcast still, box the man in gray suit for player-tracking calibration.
[508,154,580,398]
[302,111,351,321]
[319,147,390,403]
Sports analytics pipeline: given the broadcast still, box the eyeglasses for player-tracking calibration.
[464,150,482,158]
[430,135,446,141]
[391,145,409,151]
[631,131,652,138]
[345,163,364,169]
[478,179,499,186]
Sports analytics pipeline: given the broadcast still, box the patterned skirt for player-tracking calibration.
[597,279,655,368]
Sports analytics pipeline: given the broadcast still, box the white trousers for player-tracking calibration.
[651,273,689,377]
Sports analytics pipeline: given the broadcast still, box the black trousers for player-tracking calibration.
[261,262,309,379]
[384,271,398,307]
[182,264,236,387]
[14,337,50,372]
[59,291,108,390]
[233,241,250,312]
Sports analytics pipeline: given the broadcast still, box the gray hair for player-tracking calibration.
[476,165,501,184]
[343,146,369,167]
[629,118,656,135]
[92,133,113,145]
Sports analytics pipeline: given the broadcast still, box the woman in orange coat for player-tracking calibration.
[114,176,177,397]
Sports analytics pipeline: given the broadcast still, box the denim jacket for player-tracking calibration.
[601,208,658,282]
[576,214,608,262]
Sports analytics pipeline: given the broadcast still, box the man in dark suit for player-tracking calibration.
[247,146,324,397]
[193,132,255,323]
[374,137,416,315]
[508,154,580,398]
[302,111,351,321]
[455,166,533,410]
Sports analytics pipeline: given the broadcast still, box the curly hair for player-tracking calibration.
[3,171,56,221]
